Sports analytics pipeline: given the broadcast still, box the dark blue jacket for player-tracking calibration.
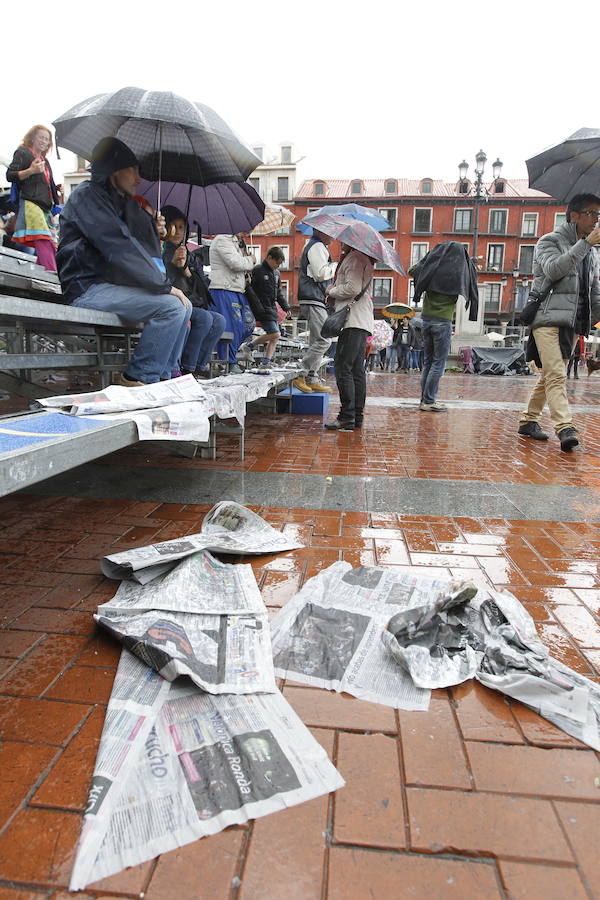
[250,260,290,315]
[57,174,172,305]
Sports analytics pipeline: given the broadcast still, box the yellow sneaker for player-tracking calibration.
[308,380,332,393]
[293,376,313,393]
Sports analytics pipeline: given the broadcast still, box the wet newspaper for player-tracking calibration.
[102,501,303,583]
[383,581,600,750]
[270,561,435,711]
[37,373,208,416]
[96,550,276,694]
[70,651,344,891]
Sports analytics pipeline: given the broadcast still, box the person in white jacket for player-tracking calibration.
[209,234,255,370]
[324,246,374,431]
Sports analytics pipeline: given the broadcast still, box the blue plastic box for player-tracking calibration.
[276,386,330,416]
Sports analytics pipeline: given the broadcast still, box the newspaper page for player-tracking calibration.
[102,501,303,582]
[203,371,286,425]
[81,401,212,442]
[97,551,275,694]
[270,561,432,711]
[37,373,209,416]
[70,660,344,891]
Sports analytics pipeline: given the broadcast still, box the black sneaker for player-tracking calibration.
[324,421,354,432]
[558,427,579,452]
[518,422,549,441]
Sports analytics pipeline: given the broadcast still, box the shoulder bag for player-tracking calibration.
[321,283,369,340]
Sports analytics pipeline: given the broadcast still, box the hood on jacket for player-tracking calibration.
[90,137,138,183]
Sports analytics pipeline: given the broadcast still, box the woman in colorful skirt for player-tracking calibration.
[7,125,61,271]
[208,233,255,373]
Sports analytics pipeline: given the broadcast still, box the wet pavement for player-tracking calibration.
[1,371,599,898]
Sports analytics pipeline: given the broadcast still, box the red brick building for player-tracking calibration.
[248,176,564,323]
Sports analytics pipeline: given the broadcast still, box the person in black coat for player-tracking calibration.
[6,125,61,271]
[162,205,226,378]
[238,246,291,370]
[57,137,191,386]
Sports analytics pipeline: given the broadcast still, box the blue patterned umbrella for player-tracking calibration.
[298,203,391,235]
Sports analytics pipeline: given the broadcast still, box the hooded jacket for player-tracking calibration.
[411,241,479,321]
[530,221,600,330]
[161,205,212,309]
[56,138,172,304]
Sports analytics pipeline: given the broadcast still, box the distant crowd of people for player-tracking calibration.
[5,126,600,450]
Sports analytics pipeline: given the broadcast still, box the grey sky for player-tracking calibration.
[2,0,596,189]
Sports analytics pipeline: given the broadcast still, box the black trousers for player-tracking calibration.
[334,327,368,424]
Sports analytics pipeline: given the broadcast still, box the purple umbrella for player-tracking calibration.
[305,213,405,274]
[137,179,265,236]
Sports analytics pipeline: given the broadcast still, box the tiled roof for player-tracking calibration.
[295,177,554,201]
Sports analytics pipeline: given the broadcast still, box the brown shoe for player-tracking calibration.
[307,380,332,393]
[117,372,146,388]
[293,376,313,393]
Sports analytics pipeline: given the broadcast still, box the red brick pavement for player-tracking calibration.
[0,372,600,897]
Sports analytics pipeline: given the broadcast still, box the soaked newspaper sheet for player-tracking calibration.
[270,561,433,710]
[96,550,276,694]
[383,581,600,750]
[102,501,303,582]
[70,651,344,891]
[38,373,208,416]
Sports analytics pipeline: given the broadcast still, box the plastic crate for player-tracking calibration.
[276,386,330,415]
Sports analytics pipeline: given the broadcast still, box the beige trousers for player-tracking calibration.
[519,326,577,435]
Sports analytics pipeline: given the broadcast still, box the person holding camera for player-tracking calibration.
[518,193,600,452]
[209,233,255,373]
[6,125,61,271]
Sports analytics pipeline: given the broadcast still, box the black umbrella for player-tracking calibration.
[526,128,600,202]
[137,179,265,235]
[53,86,260,187]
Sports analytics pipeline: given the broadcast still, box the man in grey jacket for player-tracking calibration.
[518,194,600,451]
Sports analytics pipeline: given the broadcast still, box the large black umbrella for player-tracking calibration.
[53,86,261,186]
[136,179,265,235]
[526,128,600,202]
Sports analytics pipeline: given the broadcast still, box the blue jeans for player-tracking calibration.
[411,348,423,370]
[73,283,191,383]
[421,320,452,404]
[386,346,399,371]
[182,308,226,371]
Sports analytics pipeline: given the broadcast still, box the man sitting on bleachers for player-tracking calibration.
[56,137,191,386]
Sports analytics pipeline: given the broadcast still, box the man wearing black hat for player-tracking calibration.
[57,137,191,386]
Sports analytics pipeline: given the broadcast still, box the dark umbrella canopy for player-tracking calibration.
[137,179,265,236]
[53,86,261,186]
[526,128,600,202]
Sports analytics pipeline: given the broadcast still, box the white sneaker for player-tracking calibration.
[236,343,254,361]
[419,401,447,411]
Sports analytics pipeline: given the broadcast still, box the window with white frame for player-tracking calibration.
[372,277,392,305]
[522,212,538,236]
[375,238,395,270]
[483,283,501,312]
[554,212,567,229]
[453,208,472,232]
[281,145,292,164]
[486,243,504,270]
[350,180,362,195]
[489,209,508,234]
[277,177,289,201]
[410,242,428,267]
[518,245,535,274]
[279,280,289,304]
[248,245,261,264]
[314,181,325,196]
[378,207,397,230]
[421,180,433,194]
[385,179,397,194]
[413,208,432,233]
[279,246,290,269]
[249,177,260,194]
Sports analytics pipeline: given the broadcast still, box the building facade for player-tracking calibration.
[248,176,564,322]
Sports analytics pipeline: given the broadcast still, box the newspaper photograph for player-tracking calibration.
[70,656,344,891]
[83,400,212,442]
[102,501,303,582]
[270,561,433,711]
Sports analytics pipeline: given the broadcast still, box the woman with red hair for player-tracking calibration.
[6,125,61,271]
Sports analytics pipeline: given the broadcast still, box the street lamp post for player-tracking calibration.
[458,151,503,268]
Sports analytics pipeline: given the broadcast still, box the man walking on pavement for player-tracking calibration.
[410,241,478,411]
[294,229,336,393]
[518,193,600,452]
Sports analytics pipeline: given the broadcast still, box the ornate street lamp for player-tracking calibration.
[457,150,503,278]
